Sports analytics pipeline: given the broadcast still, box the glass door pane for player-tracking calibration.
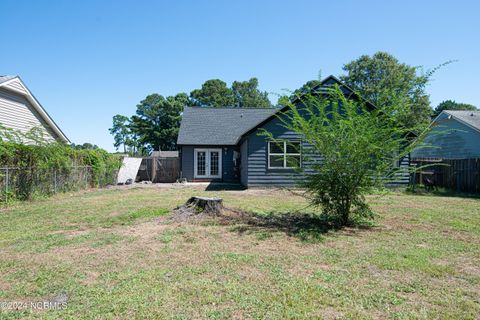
[197,151,206,176]
[210,151,219,176]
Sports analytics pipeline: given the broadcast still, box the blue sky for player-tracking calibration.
[1,0,479,151]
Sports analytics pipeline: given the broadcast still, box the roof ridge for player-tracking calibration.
[445,109,479,113]
[186,106,278,110]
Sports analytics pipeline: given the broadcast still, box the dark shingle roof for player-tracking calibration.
[444,110,480,132]
[177,107,278,145]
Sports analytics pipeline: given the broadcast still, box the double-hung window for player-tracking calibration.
[268,140,301,169]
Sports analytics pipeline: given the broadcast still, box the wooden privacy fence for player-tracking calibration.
[136,156,180,183]
[411,158,480,193]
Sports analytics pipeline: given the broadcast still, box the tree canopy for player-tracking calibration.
[231,78,272,108]
[71,142,100,150]
[340,51,433,131]
[433,100,478,117]
[189,79,235,108]
[190,77,271,108]
[129,93,188,152]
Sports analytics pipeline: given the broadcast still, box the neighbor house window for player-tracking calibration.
[268,140,301,169]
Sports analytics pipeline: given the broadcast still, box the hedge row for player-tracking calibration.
[0,142,122,201]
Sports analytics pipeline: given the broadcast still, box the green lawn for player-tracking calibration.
[0,185,479,319]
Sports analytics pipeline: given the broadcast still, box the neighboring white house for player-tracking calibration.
[0,75,69,143]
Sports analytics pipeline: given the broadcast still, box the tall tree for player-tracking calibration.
[109,114,131,153]
[190,79,235,107]
[231,78,272,108]
[340,52,433,131]
[129,93,188,152]
[433,100,478,117]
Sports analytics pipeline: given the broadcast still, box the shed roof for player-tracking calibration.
[177,107,278,145]
[443,110,480,133]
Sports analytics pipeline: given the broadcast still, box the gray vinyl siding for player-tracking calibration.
[245,113,408,188]
[245,115,307,187]
[398,154,411,185]
[386,154,411,187]
[412,114,480,159]
[180,145,239,182]
[180,146,194,179]
[240,139,248,186]
[0,88,58,142]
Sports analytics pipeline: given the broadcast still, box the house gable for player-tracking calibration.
[0,76,69,143]
[412,111,480,159]
[0,88,58,142]
[239,75,376,143]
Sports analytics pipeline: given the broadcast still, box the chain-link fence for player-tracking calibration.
[0,166,118,204]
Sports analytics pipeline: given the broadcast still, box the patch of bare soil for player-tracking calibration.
[48,229,90,237]
[116,220,169,239]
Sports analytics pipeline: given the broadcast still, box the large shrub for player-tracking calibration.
[264,85,421,226]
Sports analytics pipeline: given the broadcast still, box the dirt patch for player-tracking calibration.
[115,220,170,239]
[81,270,101,286]
[316,306,344,320]
[48,229,90,237]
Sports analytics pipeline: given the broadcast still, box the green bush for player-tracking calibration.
[0,141,121,202]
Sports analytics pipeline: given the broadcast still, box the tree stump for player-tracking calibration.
[184,196,223,215]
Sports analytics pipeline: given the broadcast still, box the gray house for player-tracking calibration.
[177,75,410,187]
[0,75,69,143]
[412,110,480,159]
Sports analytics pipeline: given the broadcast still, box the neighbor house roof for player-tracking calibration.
[442,110,480,133]
[177,107,278,145]
[0,75,70,143]
[0,75,17,85]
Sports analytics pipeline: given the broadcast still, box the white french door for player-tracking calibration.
[194,148,222,179]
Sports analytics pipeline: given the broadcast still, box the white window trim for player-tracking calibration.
[194,148,222,178]
[267,141,301,169]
